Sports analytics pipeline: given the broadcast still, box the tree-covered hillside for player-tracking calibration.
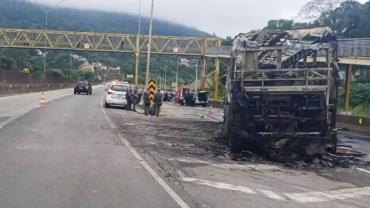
[0,0,213,86]
[262,0,370,38]
[0,0,210,37]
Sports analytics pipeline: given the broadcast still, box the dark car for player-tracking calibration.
[183,91,208,107]
[74,81,92,95]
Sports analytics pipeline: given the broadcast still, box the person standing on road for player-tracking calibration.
[143,89,150,116]
[126,86,132,111]
[154,90,163,117]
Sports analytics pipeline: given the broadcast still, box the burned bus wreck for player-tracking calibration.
[224,28,340,158]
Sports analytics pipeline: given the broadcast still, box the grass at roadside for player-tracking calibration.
[351,104,370,118]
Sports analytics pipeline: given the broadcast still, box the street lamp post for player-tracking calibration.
[134,0,141,86]
[176,59,179,92]
[163,67,167,91]
[145,0,154,88]
[36,0,67,82]
[69,51,72,78]
[43,10,48,81]
[190,59,199,94]
[194,60,199,94]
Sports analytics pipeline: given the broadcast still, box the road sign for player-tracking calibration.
[126,74,134,78]
[148,79,156,103]
[22,67,30,74]
[84,43,90,49]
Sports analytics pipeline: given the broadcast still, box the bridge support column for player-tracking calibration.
[344,64,353,113]
[200,56,206,90]
[214,57,220,101]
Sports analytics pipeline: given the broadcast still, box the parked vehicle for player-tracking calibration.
[182,91,209,107]
[74,81,92,95]
[177,88,190,105]
[104,84,129,108]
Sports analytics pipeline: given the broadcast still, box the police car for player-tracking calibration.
[104,82,130,108]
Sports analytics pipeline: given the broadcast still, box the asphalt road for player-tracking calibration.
[0,88,183,208]
[2,87,370,208]
[107,102,370,208]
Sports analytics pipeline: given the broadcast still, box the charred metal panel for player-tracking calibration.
[224,28,339,157]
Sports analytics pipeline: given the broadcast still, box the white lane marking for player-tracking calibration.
[182,177,256,194]
[0,112,33,129]
[285,186,370,203]
[182,177,370,203]
[198,114,221,122]
[356,167,370,175]
[100,96,190,208]
[258,189,286,201]
[170,157,281,171]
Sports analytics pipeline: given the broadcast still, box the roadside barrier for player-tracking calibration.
[208,106,215,118]
[39,92,46,108]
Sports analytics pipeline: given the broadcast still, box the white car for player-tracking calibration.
[104,84,129,108]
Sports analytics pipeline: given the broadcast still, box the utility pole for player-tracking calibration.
[163,73,165,90]
[164,67,167,91]
[43,10,48,82]
[176,59,179,92]
[191,59,199,94]
[159,74,162,90]
[195,60,198,94]
[69,52,71,78]
[145,0,154,87]
[134,0,141,86]
[36,0,67,83]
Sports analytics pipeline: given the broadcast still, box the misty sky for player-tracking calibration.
[34,0,368,37]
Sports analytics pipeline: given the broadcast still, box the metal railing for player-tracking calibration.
[205,39,370,58]
[239,68,331,92]
[337,38,370,57]
[0,28,221,56]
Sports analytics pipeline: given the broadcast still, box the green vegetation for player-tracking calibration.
[347,75,370,117]
[262,0,370,38]
[352,104,370,117]
[262,0,370,117]
[0,0,210,37]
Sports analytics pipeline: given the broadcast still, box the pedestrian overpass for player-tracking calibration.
[0,27,224,99]
[1,28,370,106]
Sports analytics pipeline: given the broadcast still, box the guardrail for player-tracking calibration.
[0,83,74,95]
[337,114,370,135]
[338,38,370,57]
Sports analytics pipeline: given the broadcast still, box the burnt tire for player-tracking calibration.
[227,101,244,153]
[229,113,243,153]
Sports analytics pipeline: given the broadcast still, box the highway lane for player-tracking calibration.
[0,88,185,208]
[2,88,370,208]
[0,85,102,129]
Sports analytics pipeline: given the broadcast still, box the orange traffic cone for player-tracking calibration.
[208,106,214,118]
[39,92,46,108]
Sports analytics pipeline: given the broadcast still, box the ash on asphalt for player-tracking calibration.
[106,104,370,173]
[106,105,269,168]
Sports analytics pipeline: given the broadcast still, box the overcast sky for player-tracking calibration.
[34,0,368,37]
